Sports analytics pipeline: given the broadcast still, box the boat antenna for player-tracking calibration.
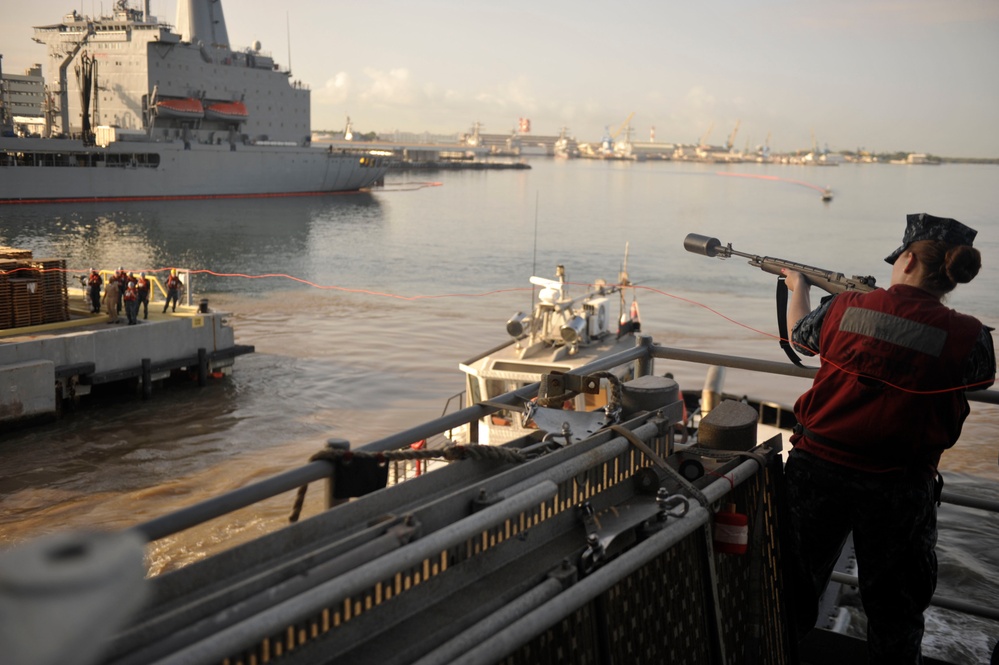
[619,241,630,285]
[530,191,539,319]
[619,242,630,318]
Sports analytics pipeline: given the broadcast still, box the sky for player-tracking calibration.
[3,1,999,157]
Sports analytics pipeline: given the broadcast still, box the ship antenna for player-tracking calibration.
[286,12,292,74]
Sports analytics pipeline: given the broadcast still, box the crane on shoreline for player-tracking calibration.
[726,120,741,151]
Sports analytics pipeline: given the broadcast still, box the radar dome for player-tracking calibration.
[538,287,559,304]
[253,40,262,52]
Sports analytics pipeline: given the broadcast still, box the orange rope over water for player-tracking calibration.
[637,283,779,341]
[1,266,177,277]
[633,282,993,395]
[1,264,528,301]
[8,266,988,395]
[187,269,533,301]
[715,171,829,194]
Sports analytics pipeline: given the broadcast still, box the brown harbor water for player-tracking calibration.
[1,159,998,662]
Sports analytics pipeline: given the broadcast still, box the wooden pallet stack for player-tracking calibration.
[36,258,70,323]
[0,247,70,330]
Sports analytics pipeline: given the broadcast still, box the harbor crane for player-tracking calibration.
[609,112,636,141]
[725,120,741,151]
[600,112,635,155]
[699,122,714,148]
[758,131,771,159]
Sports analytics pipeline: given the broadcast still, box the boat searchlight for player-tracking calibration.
[560,316,587,345]
[507,312,531,337]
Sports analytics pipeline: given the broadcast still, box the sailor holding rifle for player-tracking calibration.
[781,213,995,664]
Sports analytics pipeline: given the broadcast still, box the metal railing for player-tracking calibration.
[130,335,999,543]
[78,332,997,665]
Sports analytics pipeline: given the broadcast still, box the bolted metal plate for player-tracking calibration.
[527,407,614,444]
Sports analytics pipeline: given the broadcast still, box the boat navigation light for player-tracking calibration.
[560,316,587,344]
[506,312,531,337]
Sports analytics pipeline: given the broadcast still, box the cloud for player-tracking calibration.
[314,72,351,106]
[474,76,538,113]
[313,66,549,132]
[683,86,717,113]
[359,67,417,106]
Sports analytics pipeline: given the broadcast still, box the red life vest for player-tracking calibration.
[124,287,137,302]
[136,277,148,291]
[793,285,983,472]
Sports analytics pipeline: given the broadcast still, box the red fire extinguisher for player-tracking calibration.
[713,502,748,555]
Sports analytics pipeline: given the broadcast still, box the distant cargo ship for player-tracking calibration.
[0,0,387,204]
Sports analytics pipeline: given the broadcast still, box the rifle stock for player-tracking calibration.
[683,233,877,295]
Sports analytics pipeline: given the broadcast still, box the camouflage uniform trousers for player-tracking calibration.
[784,449,937,664]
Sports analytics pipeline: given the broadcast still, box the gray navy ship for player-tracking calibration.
[0,0,388,203]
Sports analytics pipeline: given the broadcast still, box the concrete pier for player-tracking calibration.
[0,304,253,429]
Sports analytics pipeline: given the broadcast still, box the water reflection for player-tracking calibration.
[0,193,384,294]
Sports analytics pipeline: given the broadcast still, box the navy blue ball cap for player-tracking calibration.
[884,213,978,264]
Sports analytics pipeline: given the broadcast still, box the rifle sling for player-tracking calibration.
[776,277,812,369]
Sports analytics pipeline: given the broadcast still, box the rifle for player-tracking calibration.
[683,233,878,366]
[683,233,877,294]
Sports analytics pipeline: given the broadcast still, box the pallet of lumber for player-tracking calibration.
[0,252,71,329]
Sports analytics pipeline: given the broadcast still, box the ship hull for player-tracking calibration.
[0,138,386,203]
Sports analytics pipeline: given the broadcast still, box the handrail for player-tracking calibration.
[650,343,999,405]
[128,336,999,542]
[126,342,651,540]
[129,464,330,542]
[830,571,999,622]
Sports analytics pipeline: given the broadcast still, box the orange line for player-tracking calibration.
[6,266,987,395]
[634,283,990,395]
[715,171,827,193]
